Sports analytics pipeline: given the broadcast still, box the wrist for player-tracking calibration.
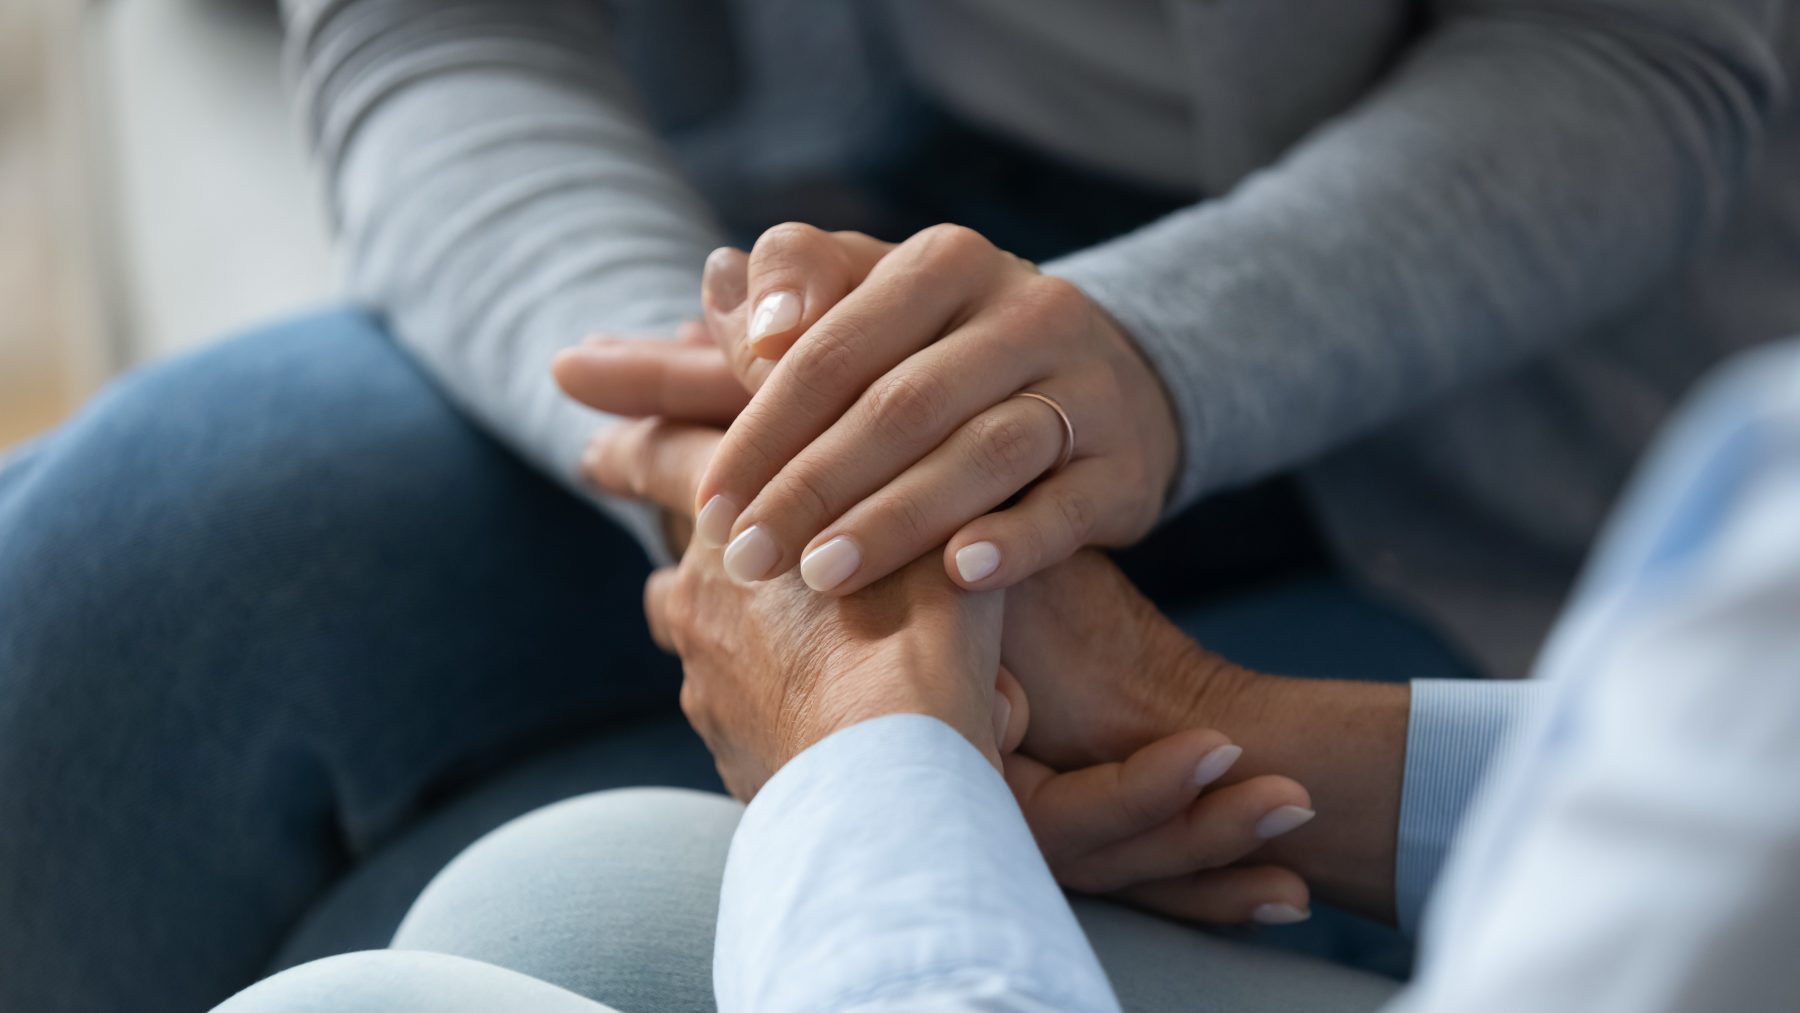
[781,657,996,771]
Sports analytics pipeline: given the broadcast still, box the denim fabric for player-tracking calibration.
[219,788,1399,1013]
[0,310,717,1013]
[0,309,1474,1012]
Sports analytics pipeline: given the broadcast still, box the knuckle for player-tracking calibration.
[787,320,863,400]
[1051,486,1097,544]
[873,488,935,546]
[1026,274,1091,317]
[914,223,992,267]
[769,466,838,525]
[965,414,1038,485]
[866,370,949,445]
[755,221,824,265]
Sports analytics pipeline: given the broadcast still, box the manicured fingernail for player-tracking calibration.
[1254,805,1316,840]
[1191,744,1242,788]
[704,247,748,312]
[800,536,861,593]
[746,291,801,350]
[954,541,1001,583]
[696,495,739,548]
[723,525,779,583]
[1251,903,1311,926]
[991,692,1013,749]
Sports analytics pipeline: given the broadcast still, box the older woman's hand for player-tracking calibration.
[582,414,1312,925]
[563,224,1180,597]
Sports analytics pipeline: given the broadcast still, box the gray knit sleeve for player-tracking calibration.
[1047,0,1786,514]
[282,0,726,556]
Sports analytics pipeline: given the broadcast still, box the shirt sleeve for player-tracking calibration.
[282,0,726,559]
[1046,0,1785,515]
[1395,679,1549,934]
[1391,341,1800,1013]
[714,714,1121,1013]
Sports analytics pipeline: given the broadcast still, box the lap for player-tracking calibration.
[0,309,695,1012]
[215,951,623,1013]
[336,788,1399,1013]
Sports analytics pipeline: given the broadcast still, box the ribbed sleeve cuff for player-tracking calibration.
[1397,679,1550,934]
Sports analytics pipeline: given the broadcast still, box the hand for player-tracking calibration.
[562,224,1182,597]
[585,420,1006,798]
[584,413,1315,925]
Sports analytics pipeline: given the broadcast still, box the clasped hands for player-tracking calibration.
[555,225,1316,926]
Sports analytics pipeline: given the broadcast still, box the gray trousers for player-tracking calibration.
[215,789,1399,1013]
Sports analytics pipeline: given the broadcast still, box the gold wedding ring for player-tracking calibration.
[1011,390,1075,474]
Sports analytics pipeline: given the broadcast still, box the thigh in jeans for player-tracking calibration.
[383,788,1397,1013]
[0,309,679,1013]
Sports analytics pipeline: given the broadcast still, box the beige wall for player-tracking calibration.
[0,0,105,450]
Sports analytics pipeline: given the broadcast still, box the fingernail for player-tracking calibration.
[723,525,780,583]
[746,291,801,349]
[704,247,748,312]
[991,692,1013,750]
[1251,903,1312,926]
[1191,744,1242,788]
[800,536,861,593]
[1254,805,1316,840]
[696,495,739,548]
[954,541,1001,584]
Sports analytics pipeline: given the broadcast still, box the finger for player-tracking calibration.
[1010,728,1239,864]
[676,320,711,345]
[1114,865,1312,926]
[583,419,724,519]
[694,226,1008,547]
[643,568,679,653]
[700,246,774,396]
[1056,775,1314,893]
[995,665,1030,755]
[945,458,1122,591]
[554,343,750,425]
[742,224,891,360]
[791,393,1066,595]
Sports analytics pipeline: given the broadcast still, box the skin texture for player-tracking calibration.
[584,418,1315,924]
[558,242,1406,923]
[561,224,1181,599]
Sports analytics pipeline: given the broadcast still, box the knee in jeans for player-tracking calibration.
[396,788,742,947]
[216,951,596,1013]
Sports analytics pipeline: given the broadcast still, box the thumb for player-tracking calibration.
[994,665,1030,754]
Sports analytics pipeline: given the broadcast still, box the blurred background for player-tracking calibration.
[0,0,331,450]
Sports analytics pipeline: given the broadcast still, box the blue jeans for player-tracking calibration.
[0,310,1475,1012]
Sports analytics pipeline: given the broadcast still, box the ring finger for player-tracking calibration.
[782,391,1074,594]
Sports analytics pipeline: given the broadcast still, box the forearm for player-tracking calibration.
[284,0,724,549]
[1048,0,1782,510]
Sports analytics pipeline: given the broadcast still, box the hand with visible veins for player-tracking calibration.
[557,249,1409,924]
[582,413,1315,926]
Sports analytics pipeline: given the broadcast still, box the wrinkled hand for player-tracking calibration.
[559,223,1180,599]
[573,379,1313,925]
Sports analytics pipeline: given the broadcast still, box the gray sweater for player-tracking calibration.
[283,0,1800,678]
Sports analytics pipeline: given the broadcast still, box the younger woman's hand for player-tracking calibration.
[587,412,1311,926]
[560,224,1182,596]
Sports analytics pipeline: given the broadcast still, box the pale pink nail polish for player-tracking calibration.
[1254,805,1316,840]
[747,291,801,349]
[954,542,1001,583]
[723,525,780,583]
[696,495,739,548]
[1251,903,1311,925]
[1192,744,1242,788]
[800,536,861,593]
